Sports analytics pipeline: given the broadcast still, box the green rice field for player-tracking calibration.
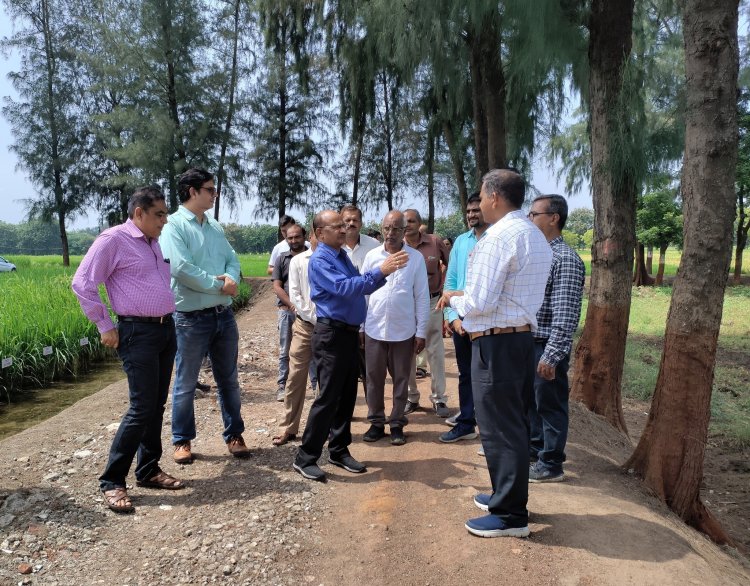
[0,255,251,399]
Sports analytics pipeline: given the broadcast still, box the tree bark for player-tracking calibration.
[351,116,365,206]
[480,19,507,170]
[426,134,435,233]
[442,119,468,217]
[734,189,748,284]
[214,0,241,221]
[625,0,739,544]
[468,31,488,184]
[570,0,636,433]
[655,244,668,285]
[633,242,655,286]
[381,72,394,211]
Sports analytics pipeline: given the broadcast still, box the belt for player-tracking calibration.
[177,305,230,317]
[298,316,314,326]
[118,314,173,324]
[317,317,360,332]
[469,324,531,341]
[430,292,442,299]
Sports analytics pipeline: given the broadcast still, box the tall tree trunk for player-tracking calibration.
[381,72,394,211]
[351,116,365,206]
[277,26,288,225]
[480,20,506,170]
[442,119,469,217]
[646,245,654,273]
[40,0,69,266]
[468,32,488,184]
[734,190,748,284]
[655,244,668,285]
[161,0,187,211]
[625,0,739,544]
[570,0,636,433]
[214,0,241,221]
[633,242,655,286]
[426,134,435,233]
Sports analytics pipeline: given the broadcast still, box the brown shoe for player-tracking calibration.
[226,435,251,458]
[173,441,193,464]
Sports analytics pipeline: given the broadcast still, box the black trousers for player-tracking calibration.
[295,322,360,466]
[472,331,534,527]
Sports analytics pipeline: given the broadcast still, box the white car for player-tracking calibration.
[0,256,17,272]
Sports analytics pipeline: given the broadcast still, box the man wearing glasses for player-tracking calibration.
[293,209,408,482]
[527,195,585,483]
[160,168,251,465]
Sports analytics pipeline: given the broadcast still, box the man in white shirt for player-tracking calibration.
[340,204,380,394]
[267,215,297,275]
[440,168,552,539]
[272,229,318,446]
[360,211,429,446]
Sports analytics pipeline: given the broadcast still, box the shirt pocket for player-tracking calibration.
[425,255,439,275]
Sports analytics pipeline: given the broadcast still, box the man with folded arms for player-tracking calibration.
[160,168,251,464]
[72,186,183,514]
[360,210,429,446]
[293,209,407,482]
[273,228,318,446]
[440,169,551,538]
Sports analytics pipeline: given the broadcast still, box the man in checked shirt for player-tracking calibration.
[527,195,586,483]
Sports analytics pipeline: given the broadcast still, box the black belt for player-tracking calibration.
[118,314,173,324]
[317,317,360,332]
[298,316,314,326]
[177,305,230,317]
[430,292,442,299]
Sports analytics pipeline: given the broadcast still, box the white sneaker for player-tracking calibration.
[445,414,458,427]
[477,445,485,456]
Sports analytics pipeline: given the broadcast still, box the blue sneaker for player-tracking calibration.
[529,461,565,483]
[439,426,478,443]
[473,493,491,511]
[465,514,529,538]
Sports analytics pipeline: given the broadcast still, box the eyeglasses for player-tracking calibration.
[200,186,217,196]
[527,211,556,219]
[382,225,405,233]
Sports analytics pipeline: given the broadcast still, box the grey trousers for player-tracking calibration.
[365,335,414,429]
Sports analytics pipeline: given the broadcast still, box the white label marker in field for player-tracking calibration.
[43,346,53,356]
[80,337,89,346]
[1,357,12,369]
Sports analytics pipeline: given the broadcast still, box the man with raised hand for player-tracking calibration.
[360,210,429,447]
[293,209,408,482]
[527,194,585,483]
[440,169,552,538]
[72,186,183,514]
[160,168,250,464]
[439,193,489,444]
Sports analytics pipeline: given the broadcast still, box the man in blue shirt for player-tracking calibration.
[439,193,489,443]
[293,209,408,482]
[160,168,250,464]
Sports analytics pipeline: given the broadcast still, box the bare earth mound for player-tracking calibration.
[0,285,748,585]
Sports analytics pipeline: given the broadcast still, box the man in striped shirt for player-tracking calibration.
[72,186,183,513]
[527,195,586,483]
[440,169,552,538]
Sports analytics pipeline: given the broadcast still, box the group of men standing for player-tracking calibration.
[73,166,584,540]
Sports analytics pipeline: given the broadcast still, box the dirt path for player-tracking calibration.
[1,284,748,585]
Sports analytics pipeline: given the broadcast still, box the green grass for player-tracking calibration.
[579,286,750,446]
[238,253,270,277]
[0,255,252,399]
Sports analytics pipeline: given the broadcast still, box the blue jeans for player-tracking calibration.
[452,331,476,433]
[172,307,245,444]
[528,340,570,474]
[100,320,176,491]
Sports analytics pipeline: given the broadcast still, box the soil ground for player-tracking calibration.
[0,281,748,585]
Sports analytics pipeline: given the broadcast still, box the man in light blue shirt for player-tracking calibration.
[440,193,488,444]
[160,168,250,464]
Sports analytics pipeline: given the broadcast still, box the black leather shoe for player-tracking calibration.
[328,454,367,473]
[293,462,326,482]
[404,400,420,415]
[362,424,386,442]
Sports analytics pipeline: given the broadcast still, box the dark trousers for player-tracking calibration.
[99,320,177,491]
[452,331,476,432]
[472,331,534,527]
[295,323,360,466]
[364,335,413,429]
[528,341,570,474]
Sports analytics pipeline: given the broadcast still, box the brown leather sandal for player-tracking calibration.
[136,471,185,490]
[102,487,134,513]
[272,433,297,446]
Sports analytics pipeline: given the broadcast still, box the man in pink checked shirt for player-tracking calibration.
[72,186,185,514]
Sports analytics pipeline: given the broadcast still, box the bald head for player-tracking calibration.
[313,210,346,250]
